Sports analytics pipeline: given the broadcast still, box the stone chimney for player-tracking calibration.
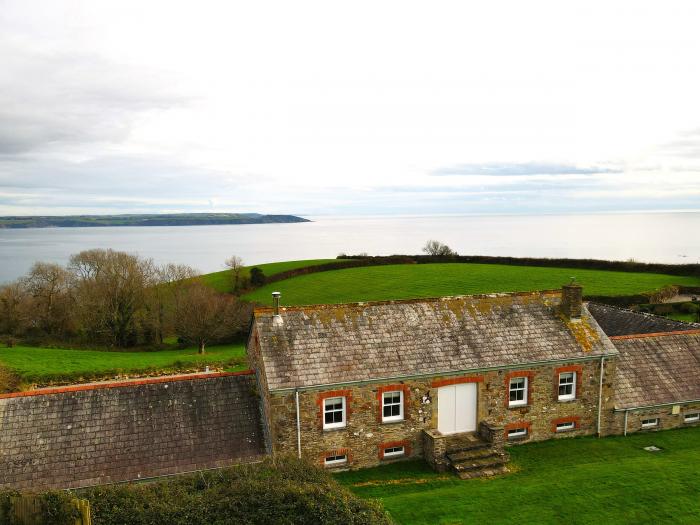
[561,280,583,320]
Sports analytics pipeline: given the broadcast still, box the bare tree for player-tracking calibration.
[149,264,199,344]
[22,262,74,337]
[0,281,32,343]
[174,280,244,354]
[69,249,157,347]
[224,255,244,292]
[422,240,457,257]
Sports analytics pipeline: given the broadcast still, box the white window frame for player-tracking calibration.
[558,372,576,401]
[382,446,405,458]
[509,377,528,407]
[684,413,700,423]
[507,427,528,439]
[556,421,576,432]
[641,418,659,428]
[382,390,404,423]
[323,396,346,430]
[324,454,347,467]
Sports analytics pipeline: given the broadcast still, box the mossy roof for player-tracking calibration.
[253,291,618,391]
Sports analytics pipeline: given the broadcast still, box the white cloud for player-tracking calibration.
[0,0,699,215]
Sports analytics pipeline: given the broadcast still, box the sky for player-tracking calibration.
[1,1,700,217]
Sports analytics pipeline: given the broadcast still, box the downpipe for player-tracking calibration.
[295,389,302,459]
[596,357,605,436]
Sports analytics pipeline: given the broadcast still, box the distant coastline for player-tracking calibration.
[0,213,310,229]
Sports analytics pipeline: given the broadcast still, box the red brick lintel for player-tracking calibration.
[0,370,255,400]
[431,376,484,388]
[610,329,700,340]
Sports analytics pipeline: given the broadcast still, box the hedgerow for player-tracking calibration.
[82,457,392,525]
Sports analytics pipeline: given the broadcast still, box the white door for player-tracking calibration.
[438,383,477,434]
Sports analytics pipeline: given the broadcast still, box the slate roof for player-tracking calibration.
[253,291,618,391]
[587,302,700,337]
[612,332,700,409]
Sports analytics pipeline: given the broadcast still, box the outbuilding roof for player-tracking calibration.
[587,302,700,337]
[253,291,618,391]
[612,331,700,409]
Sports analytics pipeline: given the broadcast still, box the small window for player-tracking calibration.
[641,418,659,428]
[507,427,528,439]
[324,454,347,467]
[509,377,528,407]
[684,413,700,423]
[558,372,576,401]
[383,446,405,458]
[323,397,346,430]
[382,390,404,422]
[556,421,575,432]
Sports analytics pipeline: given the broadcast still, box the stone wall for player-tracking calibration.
[0,372,265,490]
[608,401,700,435]
[267,358,614,470]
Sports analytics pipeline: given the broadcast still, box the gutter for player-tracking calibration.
[269,352,619,394]
[596,356,605,436]
[614,398,700,412]
[295,389,302,459]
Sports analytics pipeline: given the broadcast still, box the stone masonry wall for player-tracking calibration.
[608,402,700,435]
[0,372,265,490]
[268,358,614,470]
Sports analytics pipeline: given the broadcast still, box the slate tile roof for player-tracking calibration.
[587,302,700,337]
[253,291,618,391]
[611,332,700,409]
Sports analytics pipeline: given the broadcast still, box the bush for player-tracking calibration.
[679,302,700,314]
[249,267,266,287]
[0,490,80,525]
[83,457,392,525]
[0,363,20,394]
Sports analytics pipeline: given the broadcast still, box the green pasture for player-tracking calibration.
[244,263,700,306]
[338,427,700,524]
[0,343,247,384]
[201,259,341,292]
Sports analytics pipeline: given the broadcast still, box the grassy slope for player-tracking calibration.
[244,263,700,306]
[338,427,700,525]
[0,343,247,383]
[202,259,341,292]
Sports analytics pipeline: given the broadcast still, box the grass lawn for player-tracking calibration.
[0,342,247,384]
[201,259,341,292]
[244,263,700,306]
[337,427,700,525]
[668,312,699,323]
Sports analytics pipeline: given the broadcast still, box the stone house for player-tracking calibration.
[587,303,700,436]
[248,284,623,477]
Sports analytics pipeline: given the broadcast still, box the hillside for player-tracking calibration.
[0,213,309,228]
[243,262,700,305]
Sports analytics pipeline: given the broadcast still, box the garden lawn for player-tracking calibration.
[201,259,341,292]
[0,343,247,384]
[337,427,700,525]
[244,263,700,306]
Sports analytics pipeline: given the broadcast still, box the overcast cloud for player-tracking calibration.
[1,1,700,216]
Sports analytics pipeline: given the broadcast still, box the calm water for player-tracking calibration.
[1,212,698,284]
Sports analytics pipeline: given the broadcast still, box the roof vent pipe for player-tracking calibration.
[272,292,281,316]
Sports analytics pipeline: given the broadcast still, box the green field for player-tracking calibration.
[202,259,341,292]
[338,427,700,525]
[0,343,247,384]
[244,263,700,306]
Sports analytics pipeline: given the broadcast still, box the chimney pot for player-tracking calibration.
[272,291,281,316]
[561,281,583,320]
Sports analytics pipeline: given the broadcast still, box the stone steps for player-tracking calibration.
[444,433,509,479]
[456,463,509,480]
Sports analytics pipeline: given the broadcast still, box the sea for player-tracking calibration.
[1,212,699,284]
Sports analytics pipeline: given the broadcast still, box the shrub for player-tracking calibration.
[83,457,392,525]
[679,302,700,314]
[0,363,20,394]
[249,267,266,287]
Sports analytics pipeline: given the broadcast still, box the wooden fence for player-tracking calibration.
[9,495,91,525]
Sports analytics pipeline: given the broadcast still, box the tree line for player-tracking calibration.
[0,249,248,353]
